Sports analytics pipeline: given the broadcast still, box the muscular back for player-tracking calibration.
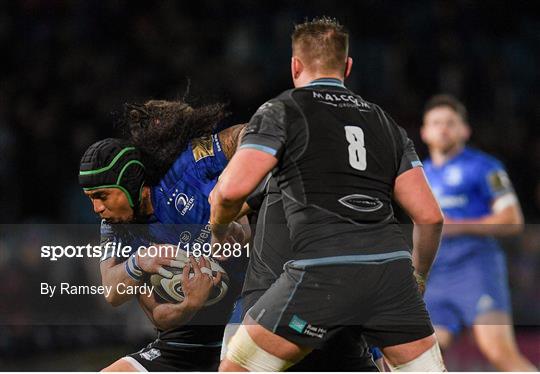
[241,80,422,258]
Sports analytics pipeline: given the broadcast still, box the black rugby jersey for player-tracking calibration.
[243,176,290,296]
[240,78,421,260]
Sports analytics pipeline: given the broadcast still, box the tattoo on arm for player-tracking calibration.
[219,124,247,160]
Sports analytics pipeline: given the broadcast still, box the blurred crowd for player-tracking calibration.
[0,0,538,366]
[0,0,539,223]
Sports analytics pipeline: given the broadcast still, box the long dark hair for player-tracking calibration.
[117,99,227,185]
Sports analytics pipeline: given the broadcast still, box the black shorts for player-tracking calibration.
[247,258,434,349]
[243,289,378,372]
[125,339,221,371]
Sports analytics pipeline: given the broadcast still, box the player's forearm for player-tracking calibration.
[210,183,245,233]
[211,197,243,225]
[100,258,142,306]
[210,202,244,239]
[445,205,524,237]
[393,167,444,278]
[445,220,522,236]
[412,222,443,279]
[152,299,201,330]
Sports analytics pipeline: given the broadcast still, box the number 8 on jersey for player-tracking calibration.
[345,126,366,171]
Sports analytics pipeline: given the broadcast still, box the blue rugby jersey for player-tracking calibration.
[149,133,228,245]
[423,146,514,267]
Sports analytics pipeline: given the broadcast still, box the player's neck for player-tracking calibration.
[295,72,344,87]
[430,144,465,166]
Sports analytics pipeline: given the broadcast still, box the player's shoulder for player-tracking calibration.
[422,156,433,169]
[463,147,504,170]
[277,87,297,100]
[160,132,219,187]
[366,100,388,114]
[368,102,411,142]
[252,89,297,121]
[265,88,297,108]
[155,145,191,187]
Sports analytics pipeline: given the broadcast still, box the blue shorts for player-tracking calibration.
[227,298,244,324]
[424,249,511,335]
[370,346,383,361]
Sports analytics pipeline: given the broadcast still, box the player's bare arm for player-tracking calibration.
[394,166,444,292]
[443,195,524,237]
[210,148,277,240]
[138,257,223,330]
[100,257,144,306]
[100,244,183,306]
[219,124,247,160]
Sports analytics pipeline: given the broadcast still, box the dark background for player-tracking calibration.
[0,0,538,370]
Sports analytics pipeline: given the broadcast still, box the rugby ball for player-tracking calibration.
[150,250,229,307]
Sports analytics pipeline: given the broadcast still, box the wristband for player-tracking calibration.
[125,252,144,281]
[414,272,426,288]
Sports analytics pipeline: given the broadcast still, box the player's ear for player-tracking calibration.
[344,57,353,79]
[291,56,303,80]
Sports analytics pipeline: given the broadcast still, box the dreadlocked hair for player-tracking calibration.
[118,99,227,185]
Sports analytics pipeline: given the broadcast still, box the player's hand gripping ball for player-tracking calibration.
[150,250,229,307]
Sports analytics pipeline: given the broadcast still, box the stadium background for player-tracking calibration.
[0,0,538,370]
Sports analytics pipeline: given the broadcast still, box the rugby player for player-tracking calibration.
[421,94,537,371]
[210,17,446,371]
[79,100,248,371]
